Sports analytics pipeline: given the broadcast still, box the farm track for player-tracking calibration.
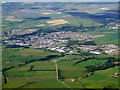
[55,63,72,89]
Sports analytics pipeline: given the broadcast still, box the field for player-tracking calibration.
[51,55,83,61]
[5,18,23,21]
[47,19,69,26]
[91,29,118,45]
[80,67,119,88]
[3,60,79,88]
[75,59,108,68]
[20,80,68,88]
[2,47,119,88]
[2,48,61,68]
[2,53,119,89]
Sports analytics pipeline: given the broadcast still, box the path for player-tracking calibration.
[55,63,72,89]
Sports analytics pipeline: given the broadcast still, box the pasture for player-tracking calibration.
[57,61,87,79]
[80,66,119,88]
[51,54,83,61]
[75,59,108,68]
[2,48,61,69]
[20,80,68,88]
[3,61,58,88]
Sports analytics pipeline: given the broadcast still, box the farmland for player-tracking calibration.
[2,2,119,89]
[47,19,69,26]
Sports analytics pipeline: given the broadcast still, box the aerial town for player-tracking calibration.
[2,2,119,89]
[3,31,119,55]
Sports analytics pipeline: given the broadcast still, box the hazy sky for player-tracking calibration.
[2,0,119,2]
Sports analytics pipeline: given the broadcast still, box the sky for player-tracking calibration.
[1,0,119,2]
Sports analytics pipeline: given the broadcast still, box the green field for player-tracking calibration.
[75,59,108,68]
[51,55,83,61]
[31,61,56,70]
[80,67,119,89]
[21,80,68,88]
[2,48,61,68]
[57,61,87,78]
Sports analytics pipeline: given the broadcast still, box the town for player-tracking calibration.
[3,31,119,55]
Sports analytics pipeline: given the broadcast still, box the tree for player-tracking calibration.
[79,24,84,29]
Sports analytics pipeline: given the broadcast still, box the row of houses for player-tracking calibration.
[75,44,119,55]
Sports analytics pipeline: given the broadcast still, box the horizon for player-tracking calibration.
[1,0,119,2]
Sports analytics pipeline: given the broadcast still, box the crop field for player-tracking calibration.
[47,19,69,26]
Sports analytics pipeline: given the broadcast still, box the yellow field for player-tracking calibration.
[35,24,46,27]
[47,19,69,26]
[64,10,99,14]
[28,29,38,32]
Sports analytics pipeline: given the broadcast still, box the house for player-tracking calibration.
[56,49,65,53]
[112,73,120,78]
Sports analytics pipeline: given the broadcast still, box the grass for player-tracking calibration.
[19,48,60,57]
[5,71,56,77]
[7,77,56,82]
[5,61,56,77]
[92,31,118,45]
[62,81,85,88]
[60,69,86,78]
[75,59,108,68]
[5,66,30,72]
[21,80,68,88]
[2,48,60,68]
[86,29,118,45]
[80,66,119,88]
[31,61,56,70]
[19,49,44,57]
[64,15,103,27]
[3,82,27,88]
[51,55,83,61]
[57,61,87,78]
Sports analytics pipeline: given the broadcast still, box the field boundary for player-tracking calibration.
[55,63,72,89]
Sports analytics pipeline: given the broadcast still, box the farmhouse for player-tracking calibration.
[112,73,120,78]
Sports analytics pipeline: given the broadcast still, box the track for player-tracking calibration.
[55,63,72,89]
